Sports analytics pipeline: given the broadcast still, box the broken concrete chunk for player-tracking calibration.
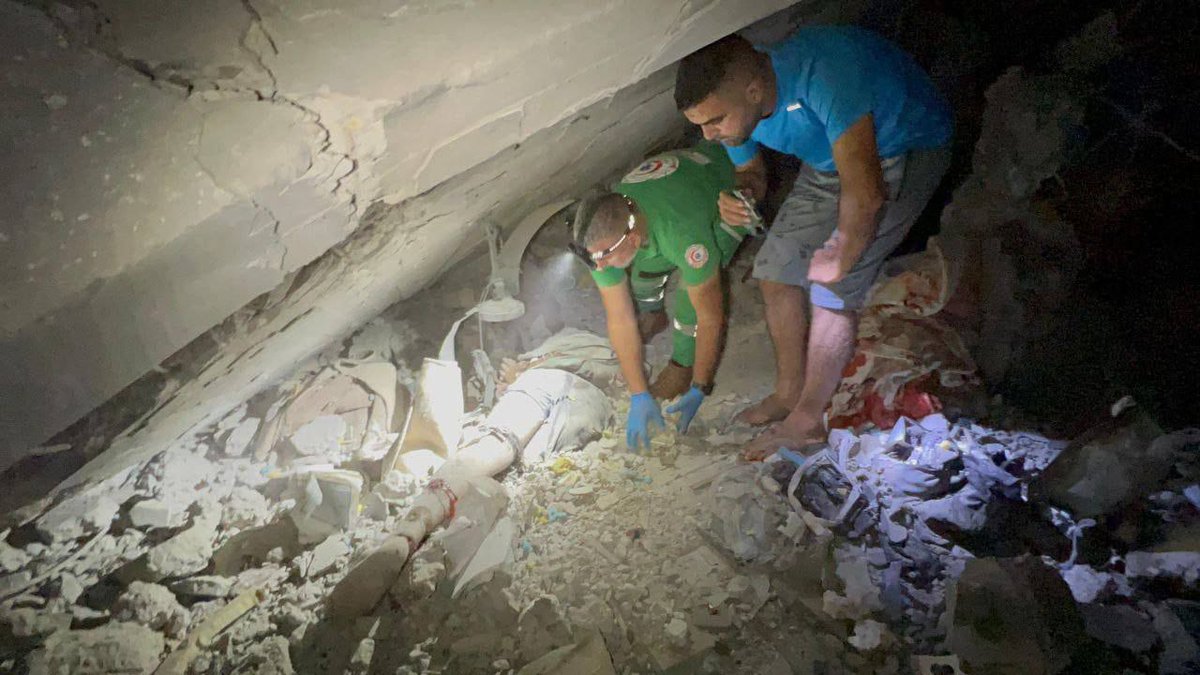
[516,628,616,675]
[0,539,31,573]
[288,414,348,457]
[1125,551,1200,585]
[848,619,889,652]
[518,595,574,661]
[146,510,219,579]
[56,574,83,604]
[665,615,689,647]
[224,417,261,457]
[946,557,1085,675]
[304,534,351,579]
[0,570,33,597]
[453,516,516,598]
[348,637,375,673]
[141,448,217,498]
[170,575,235,600]
[113,581,192,639]
[1080,603,1156,652]
[1034,410,1166,517]
[1149,602,1200,674]
[26,621,165,675]
[129,498,177,530]
[36,492,120,543]
[328,535,410,619]
[237,634,295,675]
[221,486,271,529]
[1,607,72,638]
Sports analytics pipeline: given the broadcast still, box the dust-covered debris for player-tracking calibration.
[112,581,191,639]
[26,621,165,675]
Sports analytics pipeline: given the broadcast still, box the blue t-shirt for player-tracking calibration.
[726,26,951,171]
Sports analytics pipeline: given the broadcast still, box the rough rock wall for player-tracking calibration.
[0,0,805,470]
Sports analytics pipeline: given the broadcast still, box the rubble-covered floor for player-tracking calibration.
[4,220,1198,674]
[4,7,1200,665]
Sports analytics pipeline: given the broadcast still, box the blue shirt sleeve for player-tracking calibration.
[804,54,874,146]
[724,139,761,166]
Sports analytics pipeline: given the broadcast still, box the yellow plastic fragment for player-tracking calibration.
[549,457,575,476]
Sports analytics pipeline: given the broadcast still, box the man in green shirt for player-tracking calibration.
[575,142,751,449]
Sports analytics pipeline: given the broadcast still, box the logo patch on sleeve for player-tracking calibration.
[685,244,710,269]
[622,155,679,183]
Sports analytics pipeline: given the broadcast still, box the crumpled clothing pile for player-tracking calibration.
[773,413,1066,645]
[829,240,978,431]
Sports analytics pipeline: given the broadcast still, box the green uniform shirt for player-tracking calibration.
[592,142,736,288]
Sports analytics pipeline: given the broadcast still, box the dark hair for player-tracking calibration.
[582,193,633,249]
[674,33,757,110]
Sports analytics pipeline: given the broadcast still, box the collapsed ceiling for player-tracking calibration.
[2,0,1198,673]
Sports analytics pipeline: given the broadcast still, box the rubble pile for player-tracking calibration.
[694,407,1200,673]
[2,17,1198,669]
[0,321,431,673]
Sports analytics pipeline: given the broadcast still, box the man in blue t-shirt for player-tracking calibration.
[674,26,952,461]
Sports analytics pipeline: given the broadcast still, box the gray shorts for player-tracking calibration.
[753,146,951,310]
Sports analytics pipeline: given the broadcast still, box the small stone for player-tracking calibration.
[349,638,375,672]
[665,616,689,646]
[57,574,84,604]
[129,499,175,530]
[848,619,888,651]
[239,635,294,674]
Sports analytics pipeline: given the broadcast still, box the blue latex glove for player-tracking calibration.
[666,385,706,433]
[626,392,665,451]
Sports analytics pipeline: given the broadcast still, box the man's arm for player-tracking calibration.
[598,280,649,393]
[719,153,769,226]
[811,114,886,283]
[685,273,725,388]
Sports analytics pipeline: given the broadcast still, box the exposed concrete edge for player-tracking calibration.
[43,71,683,502]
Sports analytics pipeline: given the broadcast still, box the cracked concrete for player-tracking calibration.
[0,0,818,477]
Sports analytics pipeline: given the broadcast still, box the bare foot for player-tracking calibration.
[740,418,825,462]
[733,394,794,426]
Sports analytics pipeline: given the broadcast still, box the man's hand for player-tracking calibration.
[807,233,848,284]
[666,386,705,433]
[721,154,768,226]
[627,391,665,451]
[718,190,753,226]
